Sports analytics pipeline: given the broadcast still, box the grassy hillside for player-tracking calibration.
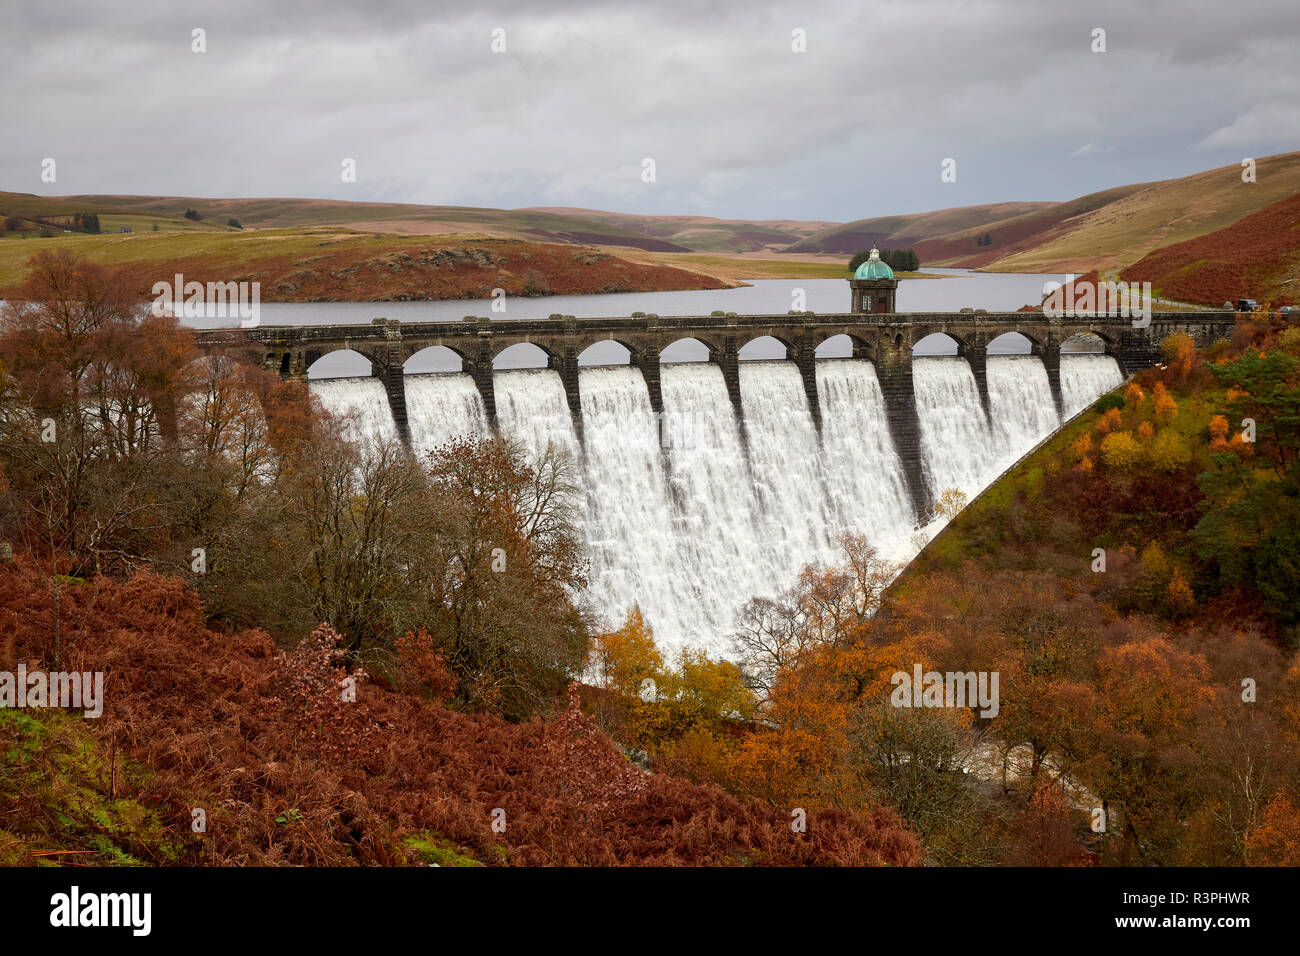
[0,228,734,302]
[1119,191,1300,307]
[1,192,695,252]
[987,152,1300,273]
[911,185,1147,268]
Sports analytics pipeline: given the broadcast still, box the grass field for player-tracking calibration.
[0,226,740,302]
[0,227,484,289]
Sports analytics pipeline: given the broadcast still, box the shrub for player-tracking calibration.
[1094,393,1125,414]
[1095,407,1123,434]
[1148,430,1192,472]
[1100,431,1143,470]
[1153,382,1178,423]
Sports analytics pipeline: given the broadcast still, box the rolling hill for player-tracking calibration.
[3,149,1297,296]
[982,152,1300,273]
[787,151,1300,276]
[0,228,734,302]
[1119,191,1300,307]
[784,202,1056,255]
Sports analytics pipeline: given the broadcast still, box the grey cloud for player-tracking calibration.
[1,0,1296,220]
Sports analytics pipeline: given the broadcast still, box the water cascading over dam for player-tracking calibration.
[913,358,999,501]
[310,351,1123,655]
[986,355,1063,474]
[1061,354,1125,418]
[404,373,489,455]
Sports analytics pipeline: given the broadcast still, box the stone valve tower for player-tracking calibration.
[849,247,898,313]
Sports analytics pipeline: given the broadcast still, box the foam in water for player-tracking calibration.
[493,368,581,460]
[816,360,916,547]
[986,355,1061,473]
[404,373,488,457]
[309,377,398,446]
[913,357,999,501]
[739,361,837,574]
[658,363,772,648]
[578,366,690,648]
[1060,354,1124,418]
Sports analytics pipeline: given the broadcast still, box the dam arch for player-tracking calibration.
[986,331,1036,355]
[814,332,875,361]
[660,336,719,364]
[404,344,467,374]
[492,342,553,370]
[738,334,790,361]
[306,348,374,380]
[912,332,963,357]
[578,340,634,367]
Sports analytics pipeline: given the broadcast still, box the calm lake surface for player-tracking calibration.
[181,269,1095,375]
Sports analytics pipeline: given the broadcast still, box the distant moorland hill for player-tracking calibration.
[2,150,1296,304]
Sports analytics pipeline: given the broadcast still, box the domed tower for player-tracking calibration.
[850,247,898,313]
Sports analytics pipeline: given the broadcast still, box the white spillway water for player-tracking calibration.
[816,360,916,549]
[913,357,999,501]
[309,377,398,446]
[658,363,772,649]
[404,373,488,457]
[739,361,838,575]
[986,355,1061,473]
[1060,354,1124,418]
[578,366,690,648]
[493,368,582,461]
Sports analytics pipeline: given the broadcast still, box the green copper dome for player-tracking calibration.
[854,248,895,280]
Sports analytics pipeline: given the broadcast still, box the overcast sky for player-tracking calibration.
[3,0,1298,222]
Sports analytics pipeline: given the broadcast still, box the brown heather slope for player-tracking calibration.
[785,201,1056,255]
[1118,191,1300,307]
[0,560,922,867]
[0,230,735,302]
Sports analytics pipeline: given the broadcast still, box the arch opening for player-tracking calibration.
[660,337,714,364]
[404,345,465,374]
[986,331,1034,355]
[1061,332,1107,354]
[308,348,373,380]
[815,333,868,359]
[738,335,789,362]
[912,332,962,357]
[493,342,551,370]
[578,340,632,367]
